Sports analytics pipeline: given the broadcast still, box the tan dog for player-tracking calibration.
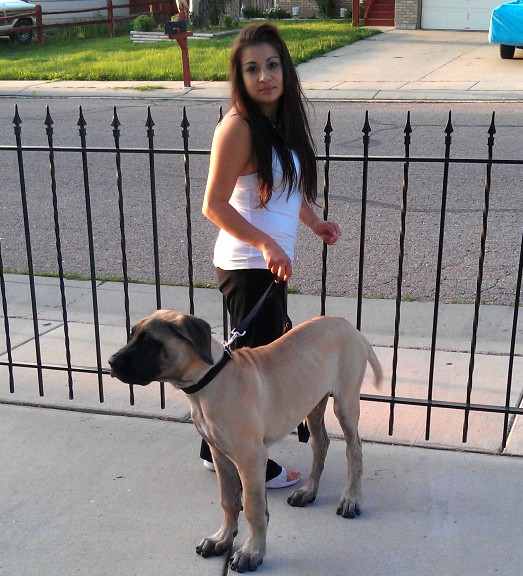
[109,310,382,572]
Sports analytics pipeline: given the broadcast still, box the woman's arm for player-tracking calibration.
[202,114,293,282]
[299,200,341,245]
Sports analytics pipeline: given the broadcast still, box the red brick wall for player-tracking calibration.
[276,0,354,19]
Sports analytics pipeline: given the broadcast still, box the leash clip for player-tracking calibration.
[222,328,246,355]
[220,280,276,358]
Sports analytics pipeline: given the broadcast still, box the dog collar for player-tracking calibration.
[183,351,232,395]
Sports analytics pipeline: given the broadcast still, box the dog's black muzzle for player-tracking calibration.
[108,346,160,386]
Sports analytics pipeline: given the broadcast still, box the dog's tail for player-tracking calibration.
[363,335,383,389]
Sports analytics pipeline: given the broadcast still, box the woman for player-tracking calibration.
[201,23,341,488]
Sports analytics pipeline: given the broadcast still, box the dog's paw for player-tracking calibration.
[196,529,237,558]
[287,486,316,507]
[229,544,265,573]
[336,497,361,519]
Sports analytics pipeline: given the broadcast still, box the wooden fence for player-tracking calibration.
[0,0,177,46]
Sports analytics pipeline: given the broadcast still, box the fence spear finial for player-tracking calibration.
[44,106,54,129]
[146,106,155,134]
[181,106,190,129]
[13,104,22,132]
[488,111,496,137]
[324,111,333,135]
[362,110,371,136]
[77,106,87,130]
[404,111,412,136]
[445,110,453,136]
[111,106,121,131]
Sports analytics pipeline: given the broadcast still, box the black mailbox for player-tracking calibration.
[165,19,187,36]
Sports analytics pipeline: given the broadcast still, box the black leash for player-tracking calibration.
[183,281,276,395]
[223,280,277,352]
[184,279,310,442]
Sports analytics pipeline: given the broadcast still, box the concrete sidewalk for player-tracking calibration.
[2,403,522,576]
[1,274,522,454]
[0,29,522,102]
[1,275,522,574]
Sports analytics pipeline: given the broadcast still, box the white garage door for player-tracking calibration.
[421,0,505,31]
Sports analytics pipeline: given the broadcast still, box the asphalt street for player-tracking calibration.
[1,98,522,304]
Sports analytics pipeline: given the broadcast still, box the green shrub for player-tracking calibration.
[46,20,132,40]
[316,0,336,18]
[132,14,157,32]
[219,14,240,28]
[241,5,264,18]
[208,0,225,25]
[221,14,233,28]
[264,5,291,19]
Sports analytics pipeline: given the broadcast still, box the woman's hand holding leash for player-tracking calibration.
[262,238,292,282]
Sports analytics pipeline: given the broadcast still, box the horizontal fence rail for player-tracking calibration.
[0,105,522,454]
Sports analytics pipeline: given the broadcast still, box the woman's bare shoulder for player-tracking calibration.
[217,109,250,137]
[212,109,253,170]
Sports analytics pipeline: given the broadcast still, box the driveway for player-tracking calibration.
[296,28,523,101]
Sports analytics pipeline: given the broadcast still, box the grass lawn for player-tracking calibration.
[0,20,378,81]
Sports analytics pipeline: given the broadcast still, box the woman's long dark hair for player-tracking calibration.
[230,23,317,207]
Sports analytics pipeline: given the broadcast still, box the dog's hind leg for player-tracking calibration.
[333,386,363,519]
[196,448,242,558]
[287,394,330,508]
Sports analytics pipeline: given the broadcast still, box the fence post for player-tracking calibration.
[389,111,412,436]
[181,107,195,315]
[356,111,371,331]
[77,107,105,403]
[320,112,333,317]
[35,4,44,46]
[13,106,44,396]
[107,0,114,37]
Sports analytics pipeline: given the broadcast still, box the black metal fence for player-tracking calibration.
[1,104,522,452]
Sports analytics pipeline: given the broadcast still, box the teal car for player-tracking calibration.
[489,0,523,59]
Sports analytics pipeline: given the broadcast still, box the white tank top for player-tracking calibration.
[213,150,302,270]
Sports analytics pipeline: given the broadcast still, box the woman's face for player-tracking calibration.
[240,42,284,117]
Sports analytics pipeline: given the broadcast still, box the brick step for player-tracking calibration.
[364,0,395,24]
[365,0,395,8]
[368,10,395,16]
[364,17,395,26]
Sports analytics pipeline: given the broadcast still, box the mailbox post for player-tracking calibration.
[165,3,193,88]
[352,0,360,26]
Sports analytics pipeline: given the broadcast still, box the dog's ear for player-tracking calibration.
[169,314,214,365]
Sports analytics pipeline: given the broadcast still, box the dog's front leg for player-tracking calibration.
[229,448,269,573]
[196,448,241,558]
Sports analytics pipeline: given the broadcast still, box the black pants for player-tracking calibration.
[200,268,288,481]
